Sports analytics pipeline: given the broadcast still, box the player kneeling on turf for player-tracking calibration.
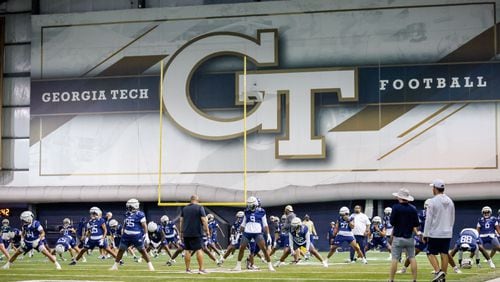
[289,217,328,267]
[110,199,154,271]
[70,207,118,265]
[449,228,495,269]
[52,235,78,261]
[2,211,61,270]
[328,207,367,264]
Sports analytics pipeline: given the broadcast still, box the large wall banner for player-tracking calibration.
[28,1,500,202]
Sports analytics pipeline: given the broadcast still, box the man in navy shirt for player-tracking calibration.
[388,188,420,282]
[180,195,210,274]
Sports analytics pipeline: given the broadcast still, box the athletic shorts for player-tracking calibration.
[277,235,289,248]
[427,237,451,255]
[119,234,145,251]
[23,239,47,252]
[164,236,178,245]
[480,236,500,248]
[292,242,306,250]
[333,235,355,246]
[368,237,388,250]
[249,240,260,255]
[391,236,415,261]
[183,236,203,251]
[242,232,264,245]
[84,238,108,250]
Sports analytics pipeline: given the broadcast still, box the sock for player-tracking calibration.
[147,261,154,269]
[236,261,241,267]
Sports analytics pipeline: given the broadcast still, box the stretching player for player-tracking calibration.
[110,199,154,271]
[220,211,244,263]
[289,217,328,267]
[326,221,336,260]
[147,221,166,258]
[70,207,117,265]
[207,214,224,256]
[269,215,288,257]
[477,206,500,259]
[383,207,393,259]
[52,235,78,261]
[327,207,367,264]
[449,228,495,269]
[233,196,275,271]
[367,216,391,252]
[2,211,61,270]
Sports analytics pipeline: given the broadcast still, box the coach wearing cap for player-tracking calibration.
[388,188,420,282]
[423,180,455,282]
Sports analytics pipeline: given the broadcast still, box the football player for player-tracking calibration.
[449,228,495,269]
[383,207,394,260]
[207,214,224,256]
[269,215,287,257]
[326,221,336,260]
[220,211,244,263]
[70,207,117,265]
[8,228,22,253]
[59,218,76,238]
[289,217,328,267]
[367,216,391,252]
[327,207,367,264]
[146,221,165,258]
[233,196,275,271]
[52,235,78,261]
[2,211,61,270]
[110,199,154,271]
[476,206,500,259]
[161,215,179,251]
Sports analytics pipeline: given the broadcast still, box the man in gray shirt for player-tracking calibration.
[180,195,210,274]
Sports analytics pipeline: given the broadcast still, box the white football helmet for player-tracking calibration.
[160,215,169,224]
[207,214,214,221]
[236,211,244,218]
[109,219,118,228]
[20,211,34,224]
[147,221,158,233]
[247,196,259,211]
[384,207,392,216]
[424,199,431,209]
[461,258,472,269]
[372,216,382,224]
[482,206,492,217]
[63,218,71,227]
[89,207,102,218]
[7,231,15,239]
[2,219,9,226]
[126,198,140,211]
[290,217,302,231]
[55,244,65,255]
[339,206,350,216]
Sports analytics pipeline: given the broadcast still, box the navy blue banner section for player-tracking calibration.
[358,62,497,104]
[31,76,160,116]
[30,62,499,115]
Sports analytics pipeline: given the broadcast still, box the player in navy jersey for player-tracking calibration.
[70,207,117,265]
[76,217,87,249]
[146,221,168,258]
[2,211,61,270]
[8,228,22,251]
[233,196,275,271]
[327,207,367,264]
[110,199,154,271]
[476,206,500,259]
[449,228,495,269]
[220,211,244,263]
[367,216,391,252]
[289,217,328,267]
[0,223,9,261]
[269,215,287,257]
[59,218,76,238]
[1,219,11,249]
[52,235,78,260]
[326,221,337,260]
[207,214,224,256]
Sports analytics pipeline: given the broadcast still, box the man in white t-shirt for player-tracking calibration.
[350,205,371,262]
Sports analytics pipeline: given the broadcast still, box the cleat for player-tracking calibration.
[109,264,118,271]
[166,261,172,266]
[488,260,495,268]
[453,266,462,274]
[322,260,329,268]
[2,263,10,269]
[69,261,77,265]
[274,261,284,267]
[55,262,61,270]
[82,257,87,263]
[186,269,194,274]
[198,269,208,274]
[397,267,407,274]
[232,265,242,271]
[431,270,445,282]
[362,258,368,264]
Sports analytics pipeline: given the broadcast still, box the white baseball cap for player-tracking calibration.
[429,179,445,189]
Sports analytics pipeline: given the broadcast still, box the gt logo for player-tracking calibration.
[163,29,357,159]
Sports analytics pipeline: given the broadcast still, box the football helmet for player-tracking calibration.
[20,211,34,224]
[89,207,102,218]
[384,207,392,216]
[126,198,140,212]
[482,206,492,217]
[372,216,382,224]
[290,217,302,231]
[160,215,169,224]
[236,211,244,218]
[461,258,472,269]
[109,219,118,228]
[247,196,259,211]
[55,244,65,255]
[147,221,158,233]
[2,219,9,226]
[339,206,350,216]
[207,214,214,221]
[63,218,71,227]
[424,199,431,209]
